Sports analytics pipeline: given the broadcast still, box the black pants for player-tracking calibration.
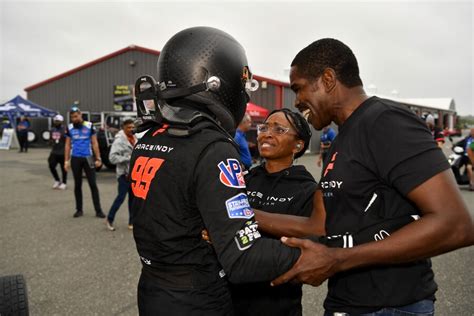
[18,132,28,152]
[48,153,67,184]
[137,269,233,316]
[71,156,102,213]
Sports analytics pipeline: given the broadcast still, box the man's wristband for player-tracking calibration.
[96,158,102,162]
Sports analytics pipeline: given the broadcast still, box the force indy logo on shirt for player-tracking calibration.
[226,193,254,219]
[323,152,338,177]
[218,158,246,188]
[247,191,295,207]
[234,220,261,251]
[134,143,174,153]
[321,151,344,196]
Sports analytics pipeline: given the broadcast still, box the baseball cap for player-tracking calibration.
[53,114,64,122]
[70,106,81,113]
[425,114,435,125]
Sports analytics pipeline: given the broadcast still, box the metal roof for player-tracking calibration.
[24,45,289,92]
[375,95,456,113]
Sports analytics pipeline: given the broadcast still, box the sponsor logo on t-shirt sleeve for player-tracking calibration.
[234,220,261,251]
[225,193,254,219]
[217,158,246,188]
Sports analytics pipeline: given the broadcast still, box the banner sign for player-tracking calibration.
[0,128,14,150]
[113,85,135,111]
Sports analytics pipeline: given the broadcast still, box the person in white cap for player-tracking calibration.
[48,114,67,189]
[425,114,445,148]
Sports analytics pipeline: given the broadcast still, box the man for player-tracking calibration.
[16,116,30,153]
[130,27,300,315]
[425,114,445,147]
[454,128,474,191]
[48,114,67,189]
[269,38,474,315]
[234,113,253,169]
[105,119,136,231]
[64,106,105,218]
[317,125,336,167]
[468,138,474,190]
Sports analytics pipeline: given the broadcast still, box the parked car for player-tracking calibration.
[443,128,462,137]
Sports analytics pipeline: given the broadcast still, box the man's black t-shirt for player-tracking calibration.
[50,126,66,155]
[320,97,449,314]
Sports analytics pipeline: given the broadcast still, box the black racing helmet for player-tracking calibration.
[156,26,258,131]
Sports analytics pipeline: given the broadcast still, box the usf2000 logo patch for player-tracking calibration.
[226,193,254,219]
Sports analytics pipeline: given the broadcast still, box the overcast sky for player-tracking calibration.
[1,0,473,115]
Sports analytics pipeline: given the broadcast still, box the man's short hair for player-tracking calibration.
[122,119,135,127]
[291,38,363,88]
[241,113,251,123]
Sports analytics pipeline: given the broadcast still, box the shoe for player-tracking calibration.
[73,211,83,218]
[58,183,67,190]
[96,211,106,218]
[128,224,133,230]
[105,219,115,231]
[52,181,61,189]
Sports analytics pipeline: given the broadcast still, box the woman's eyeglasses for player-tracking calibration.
[257,123,294,136]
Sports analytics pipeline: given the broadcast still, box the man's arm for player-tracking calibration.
[318,142,331,167]
[468,146,474,165]
[64,137,71,172]
[317,153,323,167]
[109,139,130,165]
[256,190,416,246]
[91,135,102,168]
[434,128,445,148]
[272,169,474,287]
[255,190,326,237]
[194,141,300,284]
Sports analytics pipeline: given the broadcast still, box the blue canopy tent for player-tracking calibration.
[0,95,57,128]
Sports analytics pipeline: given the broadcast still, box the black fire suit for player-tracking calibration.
[130,114,300,315]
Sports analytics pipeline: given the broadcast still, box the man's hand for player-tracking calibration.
[95,159,102,168]
[271,237,341,287]
[201,229,212,244]
[64,161,70,172]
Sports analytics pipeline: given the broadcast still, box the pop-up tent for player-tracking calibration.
[246,102,269,119]
[0,95,57,127]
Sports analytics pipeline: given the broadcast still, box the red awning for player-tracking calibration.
[246,102,269,118]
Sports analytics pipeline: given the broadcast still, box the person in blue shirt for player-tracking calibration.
[454,128,474,191]
[16,116,31,153]
[234,113,253,169]
[64,106,105,218]
[317,125,336,167]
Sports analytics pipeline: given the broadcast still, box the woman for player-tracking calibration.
[231,108,315,316]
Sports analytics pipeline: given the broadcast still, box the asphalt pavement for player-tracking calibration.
[1,146,473,315]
